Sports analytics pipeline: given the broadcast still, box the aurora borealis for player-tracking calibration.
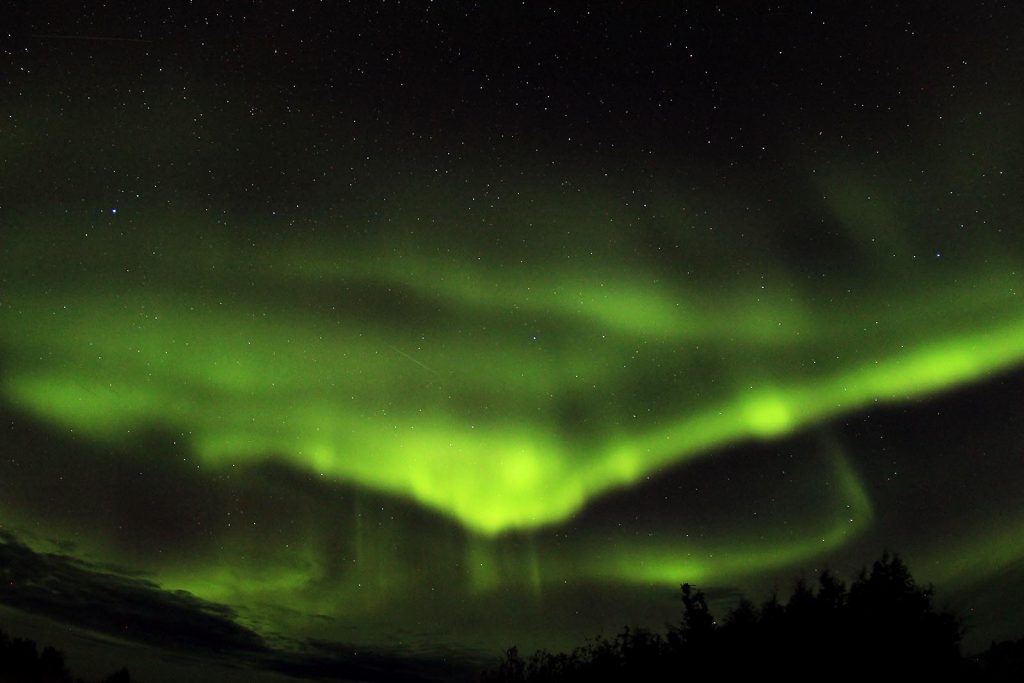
[3,3,1024,681]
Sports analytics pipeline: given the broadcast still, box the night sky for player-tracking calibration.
[2,3,1024,681]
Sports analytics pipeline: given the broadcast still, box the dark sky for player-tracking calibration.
[2,3,1024,681]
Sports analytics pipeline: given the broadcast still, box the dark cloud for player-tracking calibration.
[0,529,481,680]
[0,529,266,653]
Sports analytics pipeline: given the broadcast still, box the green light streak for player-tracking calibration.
[582,447,873,585]
[2,209,1023,536]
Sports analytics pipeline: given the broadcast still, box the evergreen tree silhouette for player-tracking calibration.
[0,625,131,683]
[480,551,998,683]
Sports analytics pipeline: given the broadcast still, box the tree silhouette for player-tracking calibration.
[0,626,131,683]
[968,638,1024,682]
[480,551,1017,682]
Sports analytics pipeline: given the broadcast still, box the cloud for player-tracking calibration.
[0,529,480,680]
[0,529,266,653]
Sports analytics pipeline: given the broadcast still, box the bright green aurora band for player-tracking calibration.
[2,147,1023,643]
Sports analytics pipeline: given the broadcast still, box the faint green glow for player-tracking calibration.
[914,513,1024,588]
[584,447,873,585]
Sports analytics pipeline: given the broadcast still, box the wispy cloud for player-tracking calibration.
[0,529,479,680]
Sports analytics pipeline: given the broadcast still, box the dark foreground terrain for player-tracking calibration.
[2,553,1022,682]
[481,553,1024,683]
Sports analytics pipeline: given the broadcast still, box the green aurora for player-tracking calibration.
[2,16,1024,662]
[2,164,1023,609]
[5,202,1023,534]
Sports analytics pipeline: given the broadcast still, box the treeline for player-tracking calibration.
[0,628,130,683]
[482,553,1024,682]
